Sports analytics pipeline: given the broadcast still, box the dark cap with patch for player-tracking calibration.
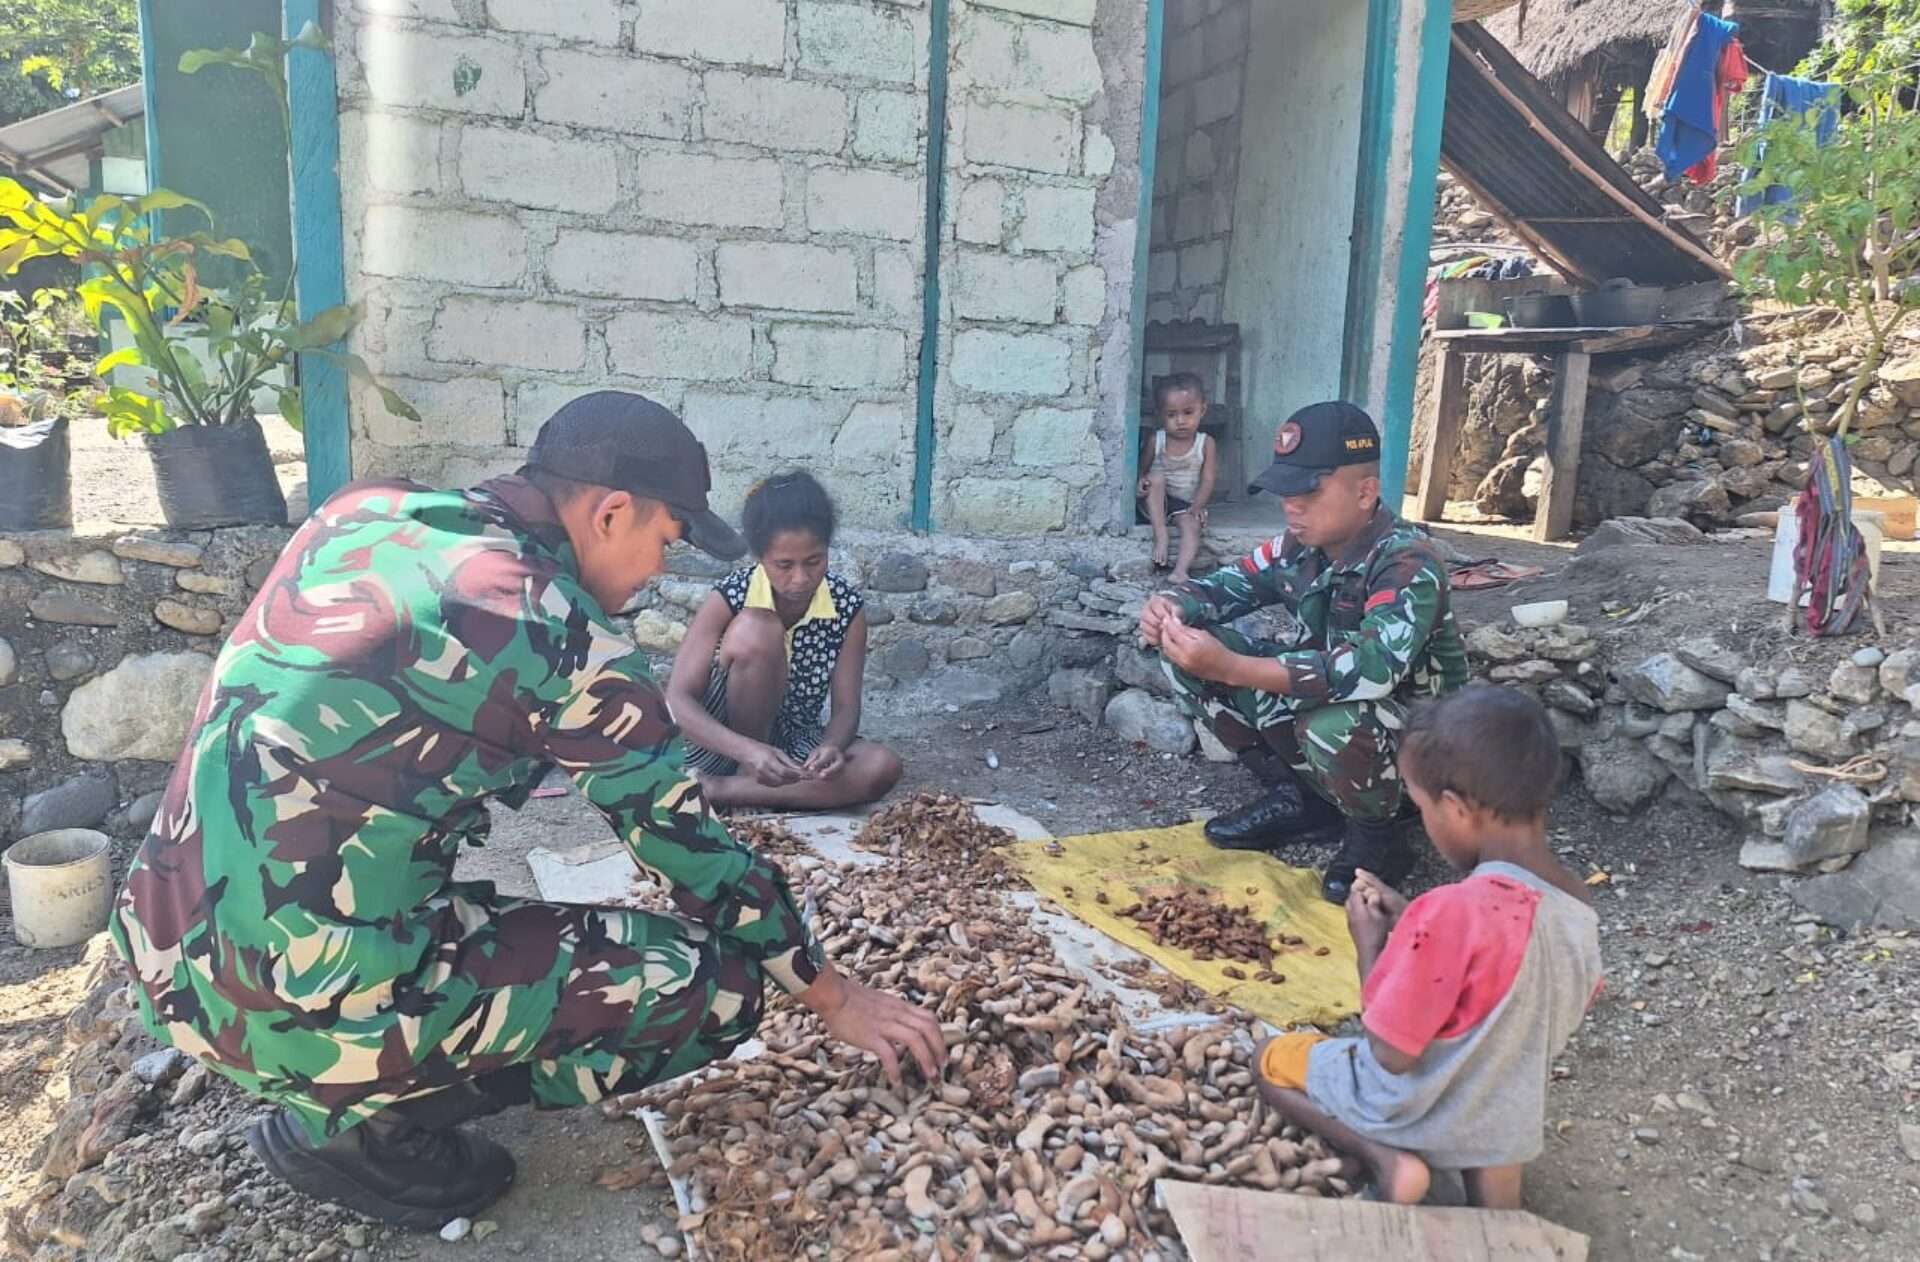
[1248,400,1383,497]
[523,391,747,561]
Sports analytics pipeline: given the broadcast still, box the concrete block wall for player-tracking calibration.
[1145,0,1247,324]
[335,0,1147,537]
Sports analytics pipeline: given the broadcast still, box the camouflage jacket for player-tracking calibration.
[1167,507,1470,706]
[111,478,823,1075]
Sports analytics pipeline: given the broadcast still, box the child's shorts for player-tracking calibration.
[1258,1032,1330,1090]
[1134,493,1193,525]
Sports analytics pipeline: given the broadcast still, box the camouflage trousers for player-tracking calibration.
[130,887,765,1142]
[1163,628,1408,822]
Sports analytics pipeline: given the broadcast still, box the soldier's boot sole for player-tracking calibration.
[247,1108,516,1231]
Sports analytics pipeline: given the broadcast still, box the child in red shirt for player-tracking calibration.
[1256,685,1603,1207]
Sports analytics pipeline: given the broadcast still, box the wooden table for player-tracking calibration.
[1415,322,1727,541]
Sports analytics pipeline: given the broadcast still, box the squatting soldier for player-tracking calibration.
[1138,401,1470,902]
[110,393,944,1229]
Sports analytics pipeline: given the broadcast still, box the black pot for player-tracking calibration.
[0,416,72,530]
[145,415,288,529]
[1571,285,1669,327]
[1504,294,1575,328]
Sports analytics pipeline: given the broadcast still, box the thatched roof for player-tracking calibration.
[1482,0,1686,84]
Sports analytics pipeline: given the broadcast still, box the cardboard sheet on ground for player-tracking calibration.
[1012,823,1361,1029]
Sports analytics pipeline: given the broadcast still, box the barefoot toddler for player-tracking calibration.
[1255,685,1603,1208]
[1136,373,1216,582]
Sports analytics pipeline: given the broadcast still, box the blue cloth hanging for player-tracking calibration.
[1734,72,1841,216]
[1655,12,1740,179]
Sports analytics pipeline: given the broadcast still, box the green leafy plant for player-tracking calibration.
[0,284,88,415]
[1799,0,1920,98]
[0,0,140,114]
[1732,92,1920,436]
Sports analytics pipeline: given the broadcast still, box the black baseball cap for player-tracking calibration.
[1248,401,1383,497]
[523,391,747,561]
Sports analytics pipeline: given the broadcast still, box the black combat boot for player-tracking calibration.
[1321,814,1416,904]
[1203,749,1342,851]
[247,1070,527,1229]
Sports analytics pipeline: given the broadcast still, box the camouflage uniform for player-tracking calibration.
[1162,507,1470,820]
[110,478,822,1142]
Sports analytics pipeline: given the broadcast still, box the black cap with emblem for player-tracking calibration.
[1247,400,1383,497]
[522,390,748,560]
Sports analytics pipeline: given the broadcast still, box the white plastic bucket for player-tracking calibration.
[1767,506,1884,605]
[4,828,113,948]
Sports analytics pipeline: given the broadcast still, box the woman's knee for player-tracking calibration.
[857,744,904,796]
[719,609,786,673]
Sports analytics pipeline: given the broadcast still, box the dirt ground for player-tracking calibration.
[6,527,1920,1260]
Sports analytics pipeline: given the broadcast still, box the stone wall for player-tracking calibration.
[334,0,1144,536]
[1143,0,1246,325]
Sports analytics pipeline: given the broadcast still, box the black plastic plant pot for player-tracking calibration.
[0,416,72,530]
[145,415,288,529]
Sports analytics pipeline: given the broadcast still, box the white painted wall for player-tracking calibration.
[1221,0,1366,480]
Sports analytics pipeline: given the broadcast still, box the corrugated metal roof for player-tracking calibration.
[0,83,145,196]
[1442,24,1727,288]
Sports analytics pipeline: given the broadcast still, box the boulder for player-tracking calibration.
[1473,456,1537,518]
[1674,638,1744,684]
[1589,401,1672,467]
[1707,751,1808,797]
[1466,623,1530,664]
[1114,643,1173,698]
[1573,516,1704,553]
[1719,437,1767,467]
[1784,699,1852,760]
[1621,654,1732,712]
[61,653,214,762]
[1048,669,1111,725]
[1781,785,1872,868]
[1103,689,1197,755]
[1572,460,1655,529]
[1828,660,1880,704]
[1579,736,1670,813]
[1648,478,1731,522]
[1791,833,1920,931]
[869,552,929,593]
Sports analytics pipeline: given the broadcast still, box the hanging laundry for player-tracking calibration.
[1655,12,1745,183]
[1734,73,1841,216]
[1644,5,1701,128]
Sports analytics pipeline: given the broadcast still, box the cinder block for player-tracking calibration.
[871,249,919,316]
[798,2,916,83]
[942,404,1001,466]
[1014,184,1095,253]
[491,0,621,43]
[1192,65,1242,127]
[942,476,1068,534]
[362,206,526,288]
[853,91,922,163]
[460,127,620,214]
[964,101,1075,174]
[969,0,1095,25]
[950,330,1070,396]
[954,252,1056,324]
[806,168,921,240]
[959,10,1100,104]
[535,50,697,139]
[607,311,755,381]
[359,376,507,448]
[1147,249,1178,294]
[682,389,845,460]
[634,152,785,228]
[833,401,908,462]
[361,0,462,20]
[705,72,849,154]
[770,324,908,389]
[717,242,859,314]
[548,229,700,301]
[430,298,587,372]
[345,112,441,197]
[1179,240,1226,288]
[956,180,1006,245]
[633,0,786,68]
[515,380,688,442]
[1061,264,1106,325]
[1173,192,1212,244]
[1011,406,1096,467]
[359,29,525,117]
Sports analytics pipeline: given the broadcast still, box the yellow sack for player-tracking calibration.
[1011,823,1361,1030]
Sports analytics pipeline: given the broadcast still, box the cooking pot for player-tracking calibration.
[1503,293,1574,328]
[1570,280,1669,326]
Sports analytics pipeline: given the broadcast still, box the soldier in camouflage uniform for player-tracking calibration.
[110,393,944,1229]
[1139,402,1469,902]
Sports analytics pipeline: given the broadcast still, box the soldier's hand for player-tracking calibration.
[809,971,946,1089]
[1159,619,1234,683]
[1139,594,1182,646]
[743,743,808,787]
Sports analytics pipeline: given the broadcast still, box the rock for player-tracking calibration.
[1853,646,1887,668]
[1691,388,1738,420]
[1880,649,1918,697]
[1589,401,1671,467]
[947,636,991,661]
[984,591,1038,625]
[656,1238,685,1260]
[1103,689,1197,755]
[1774,666,1816,698]
[1781,785,1872,867]
[30,550,125,585]
[46,641,96,682]
[1474,455,1538,517]
[630,609,687,652]
[1735,666,1776,699]
[1827,660,1879,704]
[908,597,957,625]
[1546,708,1595,750]
[20,772,117,834]
[0,739,29,771]
[1800,366,1835,391]
[1542,680,1598,716]
[152,599,222,637]
[1466,623,1529,664]
[27,591,120,626]
[1880,358,1920,407]
[1048,669,1111,725]
[1114,643,1172,698]
[1006,628,1044,670]
[1901,1122,1920,1163]
[0,635,15,687]
[245,554,277,589]
[1579,737,1670,813]
[1574,516,1705,552]
[1194,722,1236,764]
[0,538,20,567]
[1853,1203,1882,1232]
[1648,478,1731,521]
[1572,460,1655,528]
[1674,638,1744,684]
[180,1128,223,1156]
[869,552,929,593]
[1789,1180,1830,1217]
[1722,694,1787,732]
[1718,463,1774,499]
[864,598,893,627]
[876,640,930,681]
[174,571,237,596]
[1621,654,1731,712]
[1792,832,1920,930]
[1048,610,1131,635]
[1784,700,1852,760]
[130,1049,188,1086]
[62,653,214,761]
[112,535,204,568]
[938,559,997,597]
[1490,659,1561,685]
[440,1218,472,1243]
[1719,437,1767,467]
[170,1064,210,1109]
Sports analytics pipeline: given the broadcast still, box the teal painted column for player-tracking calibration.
[1377,0,1452,509]
[908,0,951,533]
[284,0,352,506]
[1122,0,1165,523]
[1341,0,1400,410]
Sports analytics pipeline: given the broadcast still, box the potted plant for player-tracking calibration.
[0,287,87,530]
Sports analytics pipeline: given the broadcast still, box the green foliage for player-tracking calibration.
[0,0,140,114]
[0,284,86,416]
[1800,0,1920,100]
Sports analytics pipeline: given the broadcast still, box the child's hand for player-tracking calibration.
[1346,888,1392,952]
[1353,869,1409,925]
[1137,476,1153,498]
